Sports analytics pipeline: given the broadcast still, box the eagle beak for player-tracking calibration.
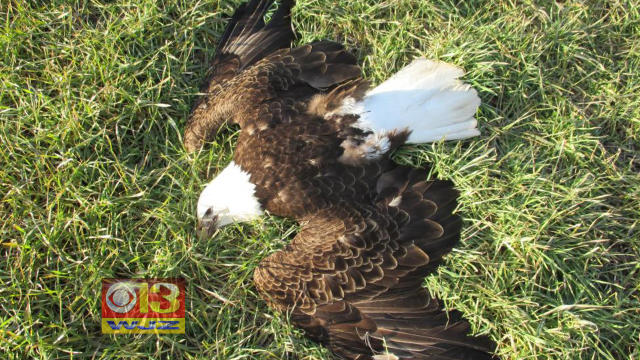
[196,214,219,240]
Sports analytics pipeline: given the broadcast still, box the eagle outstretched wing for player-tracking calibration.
[186,0,295,144]
[185,41,361,152]
[184,0,361,153]
[254,168,496,360]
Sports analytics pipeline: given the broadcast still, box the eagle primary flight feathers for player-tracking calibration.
[185,1,496,359]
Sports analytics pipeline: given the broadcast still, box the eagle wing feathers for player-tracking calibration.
[185,41,360,152]
[254,168,496,360]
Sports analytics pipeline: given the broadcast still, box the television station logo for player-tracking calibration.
[101,279,185,334]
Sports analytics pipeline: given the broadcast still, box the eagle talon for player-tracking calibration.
[196,213,218,240]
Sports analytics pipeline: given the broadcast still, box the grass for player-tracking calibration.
[1,0,639,359]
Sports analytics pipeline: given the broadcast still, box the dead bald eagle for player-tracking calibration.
[185,1,496,359]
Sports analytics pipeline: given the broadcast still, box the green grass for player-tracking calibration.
[1,0,639,359]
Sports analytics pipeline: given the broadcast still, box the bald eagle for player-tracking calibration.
[185,0,496,359]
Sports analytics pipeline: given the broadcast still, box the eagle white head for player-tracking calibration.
[196,161,264,239]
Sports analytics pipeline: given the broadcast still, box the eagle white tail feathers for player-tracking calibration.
[340,59,481,144]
